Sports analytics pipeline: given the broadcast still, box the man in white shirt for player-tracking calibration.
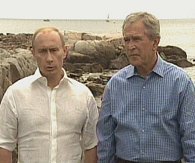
[0,27,98,163]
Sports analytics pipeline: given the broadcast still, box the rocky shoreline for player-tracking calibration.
[0,32,194,106]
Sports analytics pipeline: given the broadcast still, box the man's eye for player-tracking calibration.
[132,36,140,41]
[124,36,141,43]
[50,48,58,52]
[38,49,47,53]
[124,37,131,42]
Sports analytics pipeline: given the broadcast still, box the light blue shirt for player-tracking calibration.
[97,56,195,163]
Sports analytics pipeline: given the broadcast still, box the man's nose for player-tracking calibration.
[126,42,136,50]
[46,50,53,61]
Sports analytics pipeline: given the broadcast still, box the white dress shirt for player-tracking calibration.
[0,68,98,163]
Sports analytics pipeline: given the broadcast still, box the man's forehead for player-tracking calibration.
[38,46,59,49]
[123,33,144,37]
[36,30,58,37]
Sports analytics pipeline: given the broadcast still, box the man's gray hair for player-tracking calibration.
[122,12,160,40]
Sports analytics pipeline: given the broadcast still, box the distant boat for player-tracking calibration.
[43,19,50,22]
[106,14,110,22]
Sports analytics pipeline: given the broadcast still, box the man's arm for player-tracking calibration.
[96,85,116,162]
[84,146,97,163]
[0,88,17,163]
[179,80,195,163]
[0,148,12,163]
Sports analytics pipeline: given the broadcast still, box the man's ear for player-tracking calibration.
[31,47,35,56]
[153,37,160,50]
[63,45,69,60]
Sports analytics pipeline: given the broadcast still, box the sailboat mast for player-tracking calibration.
[106,14,110,22]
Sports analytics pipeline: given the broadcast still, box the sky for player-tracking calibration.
[1,0,195,20]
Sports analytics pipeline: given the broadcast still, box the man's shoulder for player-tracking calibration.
[68,77,86,86]
[162,61,192,85]
[163,61,189,76]
[67,77,92,94]
[110,65,132,80]
[10,75,35,89]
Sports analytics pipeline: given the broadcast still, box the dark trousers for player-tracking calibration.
[116,157,181,163]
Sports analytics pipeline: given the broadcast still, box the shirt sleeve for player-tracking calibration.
[0,87,18,151]
[97,85,117,163]
[82,90,99,150]
[179,79,195,163]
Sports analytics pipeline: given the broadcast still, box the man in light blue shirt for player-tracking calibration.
[97,12,195,163]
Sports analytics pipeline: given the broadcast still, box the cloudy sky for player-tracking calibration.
[1,0,195,20]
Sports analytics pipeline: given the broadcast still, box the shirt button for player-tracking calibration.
[143,86,146,89]
[142,129,145,132]
[142,108,145,111]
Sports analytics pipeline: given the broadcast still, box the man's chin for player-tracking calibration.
[128,57,140,65]
[42,70,55,76]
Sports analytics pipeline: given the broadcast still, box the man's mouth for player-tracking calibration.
[46,66,55,71]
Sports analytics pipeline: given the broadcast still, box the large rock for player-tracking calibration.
[0,48,36,101]
[65,40,117,70]
[158,45,193,67]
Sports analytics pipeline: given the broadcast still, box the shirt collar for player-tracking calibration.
[126,54,165,79]
[152,54,165,77]
[32,68,68,86]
